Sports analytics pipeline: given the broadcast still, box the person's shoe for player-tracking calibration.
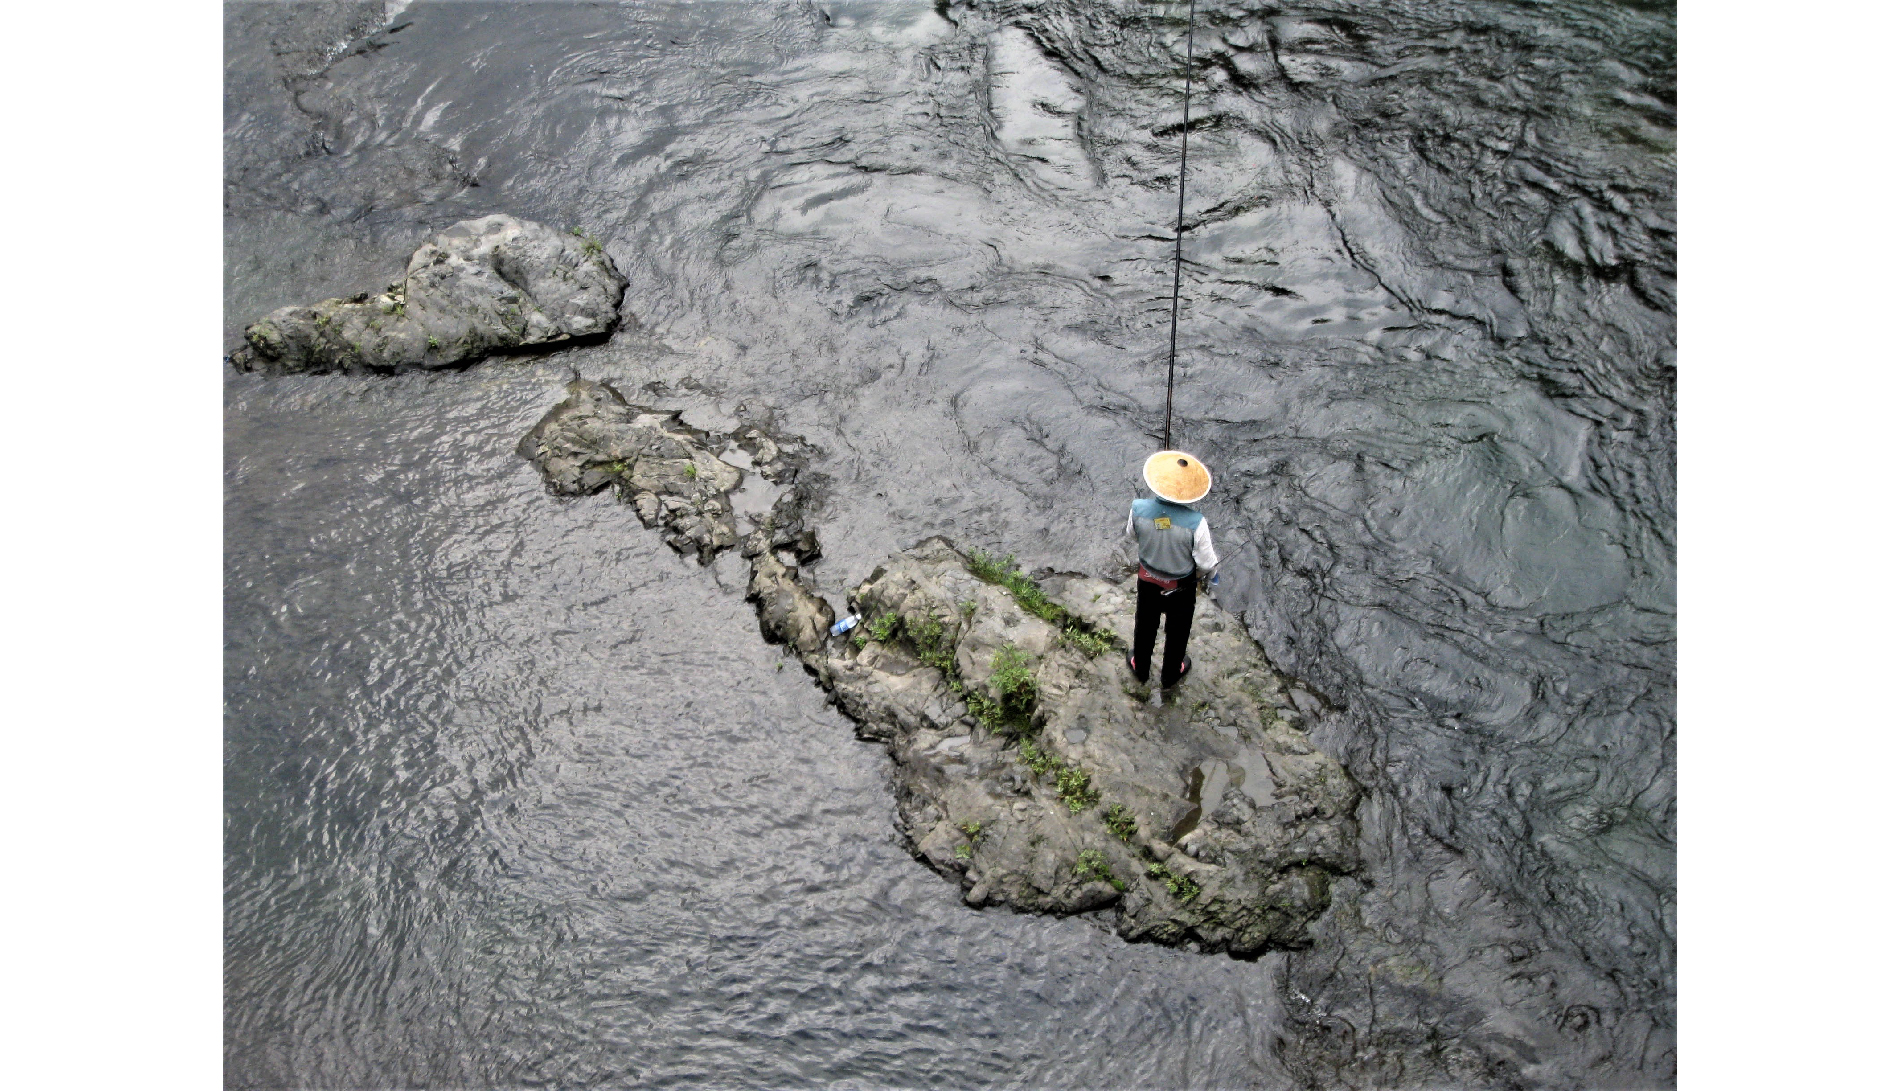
[1164,655,1192,687]
[1128,655,1149,684]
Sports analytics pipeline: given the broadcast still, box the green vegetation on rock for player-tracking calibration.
[1017,739,1100,813]
[1016,738,1060,778]
[910,616,956,674]
[989,644,1038,719]
[569,225,605,256]
[1147,861,1201,902]
[1074,849,1127,891]
[867,613,901,643]
[1061,626,1116,658]
[949,641,1039,736]
[1055,764,1100,813]
[839,606,1036,736]
[968,548,1118,658]
[969,549,1061,622]
[959,687,1005,733]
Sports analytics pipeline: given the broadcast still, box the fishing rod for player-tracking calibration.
[1162,0,1196,450]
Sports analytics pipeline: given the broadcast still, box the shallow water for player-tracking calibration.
[225,2,1674,1086]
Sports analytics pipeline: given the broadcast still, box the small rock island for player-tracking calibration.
[521,379,1362,956]
[231,214,626,374]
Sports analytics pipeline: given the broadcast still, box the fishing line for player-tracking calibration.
[1162,0,1197,450]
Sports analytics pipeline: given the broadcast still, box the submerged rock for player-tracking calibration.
[231,215,626,374]
[519,383,1360,955]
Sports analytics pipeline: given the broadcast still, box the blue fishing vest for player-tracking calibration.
[1131,497,1202,579]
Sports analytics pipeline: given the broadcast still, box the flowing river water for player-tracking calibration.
[224,2,1674,1087]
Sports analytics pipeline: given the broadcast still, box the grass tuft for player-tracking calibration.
[1147,861,1201,901]
[967,548,1118,658]
[965,689,1006,734]
[857,610,960,675]
[569,226,605,256]
[911,616,956,674]
[989,644,1037,719]
[1054,764,1100,813]
[1016,740,1100,813]
[1017,738,1060,778]
[1061,626,1116,658]
[1074,849,1127,891]
[969,549,1061,623]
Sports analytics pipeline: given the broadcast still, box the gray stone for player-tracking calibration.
[793,539,1362,956]
[747,550,835,656]
[516,391,1361,956]
[231,214,626,374]
[518,379,815,568]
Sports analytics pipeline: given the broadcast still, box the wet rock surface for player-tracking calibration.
[231,214,625,374]
[520,382,1358,957]
[807,540,1360,956]
[518,378,811,563]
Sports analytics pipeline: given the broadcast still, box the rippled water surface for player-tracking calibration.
[226,2,1674,1087]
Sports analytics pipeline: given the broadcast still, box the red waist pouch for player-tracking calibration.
[1137,564,1187,592]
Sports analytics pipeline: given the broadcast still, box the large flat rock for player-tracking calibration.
[520,384,1361,956]
[793,539,1361,956]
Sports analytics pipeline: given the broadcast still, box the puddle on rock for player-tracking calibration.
[1229,749,1275,807]
[726,469,786,523]
[1169,759,1236,842]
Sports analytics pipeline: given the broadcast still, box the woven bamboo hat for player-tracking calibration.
[1143,450,1211,504]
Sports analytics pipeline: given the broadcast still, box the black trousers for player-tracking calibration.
[1132,577,1196,687]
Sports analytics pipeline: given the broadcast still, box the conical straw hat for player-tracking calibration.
[1143,450,1210,504]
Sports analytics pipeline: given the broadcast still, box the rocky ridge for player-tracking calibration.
[231,214,626,374]
[522,379,1361,956]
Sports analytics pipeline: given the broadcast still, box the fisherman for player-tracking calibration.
[1125,450,1219,688]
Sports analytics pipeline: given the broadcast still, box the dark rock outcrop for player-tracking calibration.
[520,381,1361,955]
[231,215,626,374]
[519,379,810,564]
